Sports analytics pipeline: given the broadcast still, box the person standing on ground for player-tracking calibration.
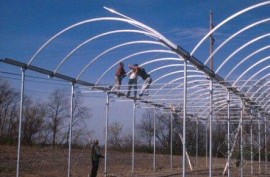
[112,62,126,96]
[91,139,104,177]
[125,64,139,97]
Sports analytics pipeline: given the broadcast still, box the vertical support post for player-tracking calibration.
[104,93,109,176]
[16,67,26,177]
[196,118,199,168]
[208,10,214,174]
[206,119,208,167]
[209,79,213,177]
[153,107,156,172]
[258,119,261,174]
[250,119,253,175]
[67,83,75,177]
[264,116,267,174]
[170,111,173,171]
[227,91,230,177]
[182,58,187,177]
[132,101,136,173]
[240,101,244,177]
[209,10,214,71]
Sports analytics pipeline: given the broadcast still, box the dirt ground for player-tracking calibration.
[0,145,269,177]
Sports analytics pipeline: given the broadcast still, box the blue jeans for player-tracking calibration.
[126,78,137,97]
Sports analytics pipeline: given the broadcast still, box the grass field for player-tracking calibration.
[0,145,269,177]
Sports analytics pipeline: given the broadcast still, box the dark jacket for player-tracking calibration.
[91,144,104,161]
[137,67,150,80]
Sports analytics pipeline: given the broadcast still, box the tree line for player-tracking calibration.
[1,78,268,160]
[0,78,91,147]
[108,106,269,159]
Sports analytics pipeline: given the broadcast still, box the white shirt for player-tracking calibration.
[129,72,137,79]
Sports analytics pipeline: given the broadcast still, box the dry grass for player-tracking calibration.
[0,145,269,177]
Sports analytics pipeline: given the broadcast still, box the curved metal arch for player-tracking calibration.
[226,45,270,80]
[152,69,205,85]
[150,65,206,86]
[95,49,176,84]
[148,64,185,76]
[213,94,229,103]
[243,66,270,94]
[187,85,227,101]
[138,57,183,67]
[211,102,240,119]
[217,33,270,74]
[194,91,229,114]
[174,82,211,105]
[204,18,270,66]
[255,82,270,103]
[246,73,270,93]
[262,99,270,111]
[188,91,209,102]
[103,7,177,50]
[152,74,208,96]
[189,88,212,106]
[28,17,164,65]
[234,56,270,87]
[253,78,270,102]
[188,86,210,98]
[127,57,186,84]
[153,73,207,91]
[152,78,209,107]
[159,81,210,104]
[76,40,167,80]
[131,57,185,83]
[53,30,160,74]
[186,92,210,116]
[198,98,230,118]
[258,88,270,106]
[137,64,191,93]
[165,78,209,95]
[190,1,270,56]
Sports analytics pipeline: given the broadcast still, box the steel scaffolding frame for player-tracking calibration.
[1,1,269,177]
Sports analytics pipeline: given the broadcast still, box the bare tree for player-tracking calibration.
[0,79,20,144]
[137,110,154,148]
[108,121,123,148]
[64,92,92,146]
[46,89,69,147]
[138,110,183,153]
[22,99,47,146]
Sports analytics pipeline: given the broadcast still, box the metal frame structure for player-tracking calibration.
[1,1,270,177]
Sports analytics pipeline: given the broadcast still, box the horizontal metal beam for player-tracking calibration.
[1,58,181,113]
[159,39,269,117]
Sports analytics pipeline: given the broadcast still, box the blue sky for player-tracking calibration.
[0,0,269,141]
[1,0,267,63]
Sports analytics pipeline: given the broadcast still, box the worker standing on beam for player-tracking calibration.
[112,62,126,97]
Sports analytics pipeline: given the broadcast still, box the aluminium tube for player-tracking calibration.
[258,119,261,174]
[16,67,26,177]
[206,119,208,167]
[104,93,109,176]
[196,118,199,168]
[132,101,136,173]
[153,108,156,172]
[240,101,243,177]
[67,83,75,177]
[170,112,173,170]
[227,91,230,177]
[264,117,267,174]
[182,59,187,177]
[250,119,253,175]
[209,79,213,177]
